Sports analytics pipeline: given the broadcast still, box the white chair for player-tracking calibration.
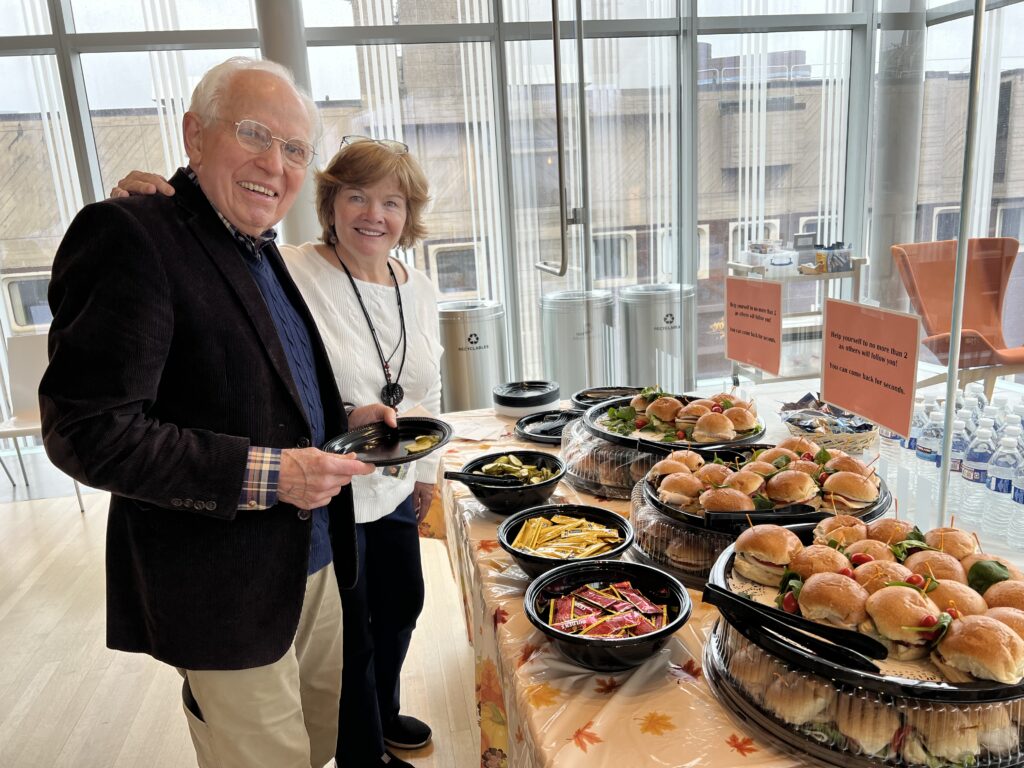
[0,332,85,513]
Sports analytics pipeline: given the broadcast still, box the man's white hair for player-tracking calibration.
[189,56,320,140]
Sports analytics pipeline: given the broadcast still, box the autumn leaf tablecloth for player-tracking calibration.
[438,407,804,768]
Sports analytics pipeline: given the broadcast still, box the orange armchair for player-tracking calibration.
[891,237,1024,397]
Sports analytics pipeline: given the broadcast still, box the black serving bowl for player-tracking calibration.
[497,503,634,580]
[458,450,566,516]
[524,559,691,672]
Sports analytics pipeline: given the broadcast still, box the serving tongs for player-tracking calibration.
[703,583,885,673]
[443,471,523,488]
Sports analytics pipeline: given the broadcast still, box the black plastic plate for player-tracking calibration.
[322,416,452,466]
[515,409,583,445]
[570,386,643,410]
[582,396,766,454]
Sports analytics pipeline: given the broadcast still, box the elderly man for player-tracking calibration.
[39,57,385,768]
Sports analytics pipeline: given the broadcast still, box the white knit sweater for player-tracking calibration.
[282,242,443,524]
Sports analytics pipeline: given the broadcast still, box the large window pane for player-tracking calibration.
[308,43,505,303]
[503,0,675,22]
[302,0,491,26]
[0,0,51,35]
[697,31,852,380]
[70,0,255,32]
[0,55,78,337]
[80,49,258,193]
[698,0,852,14]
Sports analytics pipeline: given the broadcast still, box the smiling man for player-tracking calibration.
[39,57,389,768]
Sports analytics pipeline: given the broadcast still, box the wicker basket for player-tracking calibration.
[784,422,878,454]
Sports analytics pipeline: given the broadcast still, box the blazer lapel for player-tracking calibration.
[169,171,309,428]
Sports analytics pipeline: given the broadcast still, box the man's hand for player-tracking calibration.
[349,403,397,430]
[109,170,174,199]
[278,447,374,509]
[413,481,435,524]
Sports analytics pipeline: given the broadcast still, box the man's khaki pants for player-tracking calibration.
[178,565,343,768]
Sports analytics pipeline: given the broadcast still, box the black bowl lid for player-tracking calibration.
[493,380,560,408]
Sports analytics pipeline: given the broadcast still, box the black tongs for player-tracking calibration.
[703,583,886,672]
[443,471,523,487]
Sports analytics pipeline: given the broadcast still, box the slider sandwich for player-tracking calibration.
[986,606,1024,641]
[648,459,690,479]
[904,550,966,584]
[777,436,822,456]
[973,704,1020,755]
[723,470,765,496]
[645,395,683,423]
[694,463,734,486]
[728,641,781,703]
[674,403,710,430]
[664,536,719,574]
[724,406,758,432]
[927,579,988,617]
[666,449,704,471]
[788,544,849,581]
[733,524,803,586]
[833,694,900,760]
[756,446,799,465]
[797,572,869,629]
[861,586,941,661]
[931,614,1024,684]
[843,539,896,563]
[656,472,705,509]
[698,487,755,514]
[823,455,872,477]
[787,460,824,476]
[762,673,836,727]
[982,579,1024,610]
[867,518,918,544]
[900,710,980,768]
[691,412,737,443]
[812,514,868,547]
[923,527,977,561]
[742,460,782,477]
[854,561,912,595]
[961,553,1024,582]
[765,470,820,508]
[820,472,879,512]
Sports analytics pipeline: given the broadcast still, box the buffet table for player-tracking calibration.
[433,406,803,768]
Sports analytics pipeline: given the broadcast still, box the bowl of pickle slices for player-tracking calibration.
[456,450,565,515]
[497,503,634,579]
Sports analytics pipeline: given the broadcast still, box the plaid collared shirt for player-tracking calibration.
[185,167,282,511]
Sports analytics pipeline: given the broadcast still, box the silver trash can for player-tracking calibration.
[438,300,508,412]
[539,290,614,395]
[618,283,695,392]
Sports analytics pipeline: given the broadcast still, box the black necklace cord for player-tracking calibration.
[332,247,408,407]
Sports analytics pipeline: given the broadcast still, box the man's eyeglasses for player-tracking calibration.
[340,135,409,155]
[221,118,317,168]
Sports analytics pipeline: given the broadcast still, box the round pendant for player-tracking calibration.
[381,382,404,408]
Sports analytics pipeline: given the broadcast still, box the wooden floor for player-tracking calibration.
[0,492,478,768]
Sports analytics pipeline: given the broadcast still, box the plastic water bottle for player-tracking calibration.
[902,404,927,451]
[963,396,982,431]
[1010,459,1024,550]
[916,412,945,510]
[956,408,977,439]
[984,406,1004,435]
[978,417,995,435]
[960,428,996,530]
[1007,425,1024,456]
[1013,402,1024,423]
[1002,413,1023,439]
[967,382,989,410]
[944,420,970,520]
[955,388,965,413]
[878,426,902,487]
[922,393,940,418]
[985,437,1023,538]
[993,393,1010,418]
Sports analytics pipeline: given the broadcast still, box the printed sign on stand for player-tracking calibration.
[725,276,782,376]
[821,299,920,438]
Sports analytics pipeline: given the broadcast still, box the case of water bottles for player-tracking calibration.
[877,383,1024,548]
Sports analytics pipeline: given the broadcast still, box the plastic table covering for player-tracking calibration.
[434,407,803,768]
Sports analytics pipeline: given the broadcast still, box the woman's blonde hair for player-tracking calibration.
[314,140,430,250]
